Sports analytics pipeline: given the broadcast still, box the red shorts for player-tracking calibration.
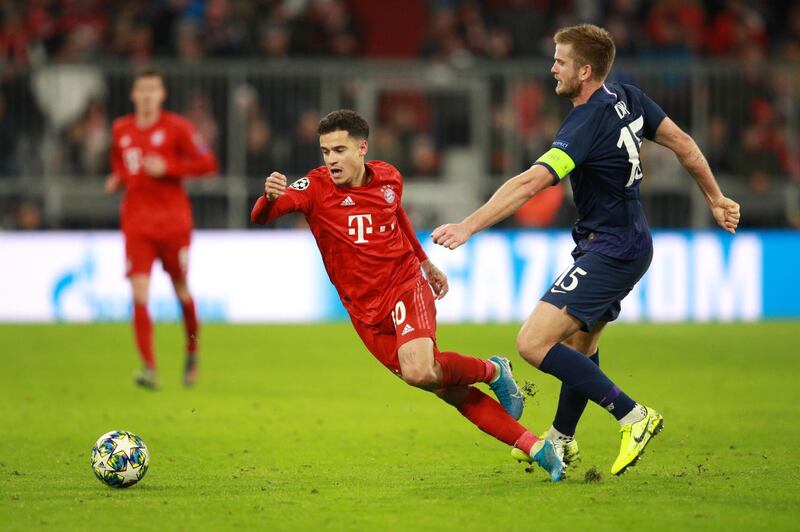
[350,276,437,376]
[124,231,191,280]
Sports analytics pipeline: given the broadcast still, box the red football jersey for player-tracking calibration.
[111,111,218,236]
[251,160,429,324]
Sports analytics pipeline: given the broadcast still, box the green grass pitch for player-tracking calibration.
[1,322,798,531]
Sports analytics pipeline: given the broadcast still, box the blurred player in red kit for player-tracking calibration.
[105,69,218,390]
[250,109,564,480]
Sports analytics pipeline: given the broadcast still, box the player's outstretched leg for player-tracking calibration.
[173,276,199,387]
[487,356,525,420]
[611,405,664,475]
[437,387,564,482]
[130,275,158,389]
[517,303,663,474]
[510,439,566,482]
[536,343,664,474]
[544,350,600,467]
[132,305,159,390]
[432,350,524,419]
[180,297,199,387]
[541,426,581,469]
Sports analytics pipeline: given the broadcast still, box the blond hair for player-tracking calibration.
[554,24,616,81]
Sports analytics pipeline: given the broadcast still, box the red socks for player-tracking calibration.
[133,303,155,368]
[180,298,199,355]
[132,299,198,367]
[513,431,539,455]
[434,350,496,387]
[456,387,538,449]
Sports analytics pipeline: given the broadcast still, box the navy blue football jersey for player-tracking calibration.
[534,82,667,259]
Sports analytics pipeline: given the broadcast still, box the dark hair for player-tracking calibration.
[554,24,616,81]
[318,109,369,139]
[133,67,164,84]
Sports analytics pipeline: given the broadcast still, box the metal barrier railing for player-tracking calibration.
[1,59,796,230]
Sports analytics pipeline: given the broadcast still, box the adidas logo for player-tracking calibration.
[401,323,415,335]
[340,196,355,206]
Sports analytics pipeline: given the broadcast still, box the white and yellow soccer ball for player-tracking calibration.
[90,430,150,488]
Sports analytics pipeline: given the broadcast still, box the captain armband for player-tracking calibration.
[534,148,575,181]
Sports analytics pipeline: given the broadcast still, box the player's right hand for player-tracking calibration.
[431,222,472,250]
[265,171,287,201]
[104,173,121,193]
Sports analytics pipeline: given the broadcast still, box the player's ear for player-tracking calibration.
[581,63,593,82]
[359,139,368,157]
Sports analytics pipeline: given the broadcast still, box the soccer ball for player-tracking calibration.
[90,430,150,488]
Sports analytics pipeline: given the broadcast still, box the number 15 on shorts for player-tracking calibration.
[551,265,587,294]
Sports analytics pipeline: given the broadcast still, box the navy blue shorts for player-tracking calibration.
[540,249,653,332]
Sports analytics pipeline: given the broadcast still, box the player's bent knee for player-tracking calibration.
[401,367,439,390]
[516,334,549,368]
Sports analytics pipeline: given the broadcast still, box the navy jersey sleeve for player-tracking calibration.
[532,105,602,182]
[551,105,602,167]
[626,84,667,139]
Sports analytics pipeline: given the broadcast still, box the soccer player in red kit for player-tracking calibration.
[105,69,218,390]
[251,109,564,480]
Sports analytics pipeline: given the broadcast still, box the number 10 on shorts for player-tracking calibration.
[391,301,406,326]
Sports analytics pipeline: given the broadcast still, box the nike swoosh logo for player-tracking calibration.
[633,417,652,443]
[550,288,566,294]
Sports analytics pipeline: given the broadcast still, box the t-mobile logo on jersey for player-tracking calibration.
[348,214,373,243]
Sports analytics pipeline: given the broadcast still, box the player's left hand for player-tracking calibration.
[711,196,740,234]
[143,154,167,177]
[421,260,449,300]
[431,223,471,250]
[104,173,121,193]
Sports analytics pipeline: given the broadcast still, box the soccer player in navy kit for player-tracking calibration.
[433,24,740,476]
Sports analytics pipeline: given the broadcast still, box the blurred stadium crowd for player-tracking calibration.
[1,0,799,230]
[3,0,798,62]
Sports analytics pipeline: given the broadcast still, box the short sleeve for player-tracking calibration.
[533,105,600,181]
[633,87,667,140]
[283,176,315,216]
[250,174,315,224]
[550,105,601,168]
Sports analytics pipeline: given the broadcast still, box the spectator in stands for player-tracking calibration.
[492,0,548,57]
[646,0,704,57]
[705,0,766,56]
[286,107,321,174]
[370,125,411,174]
[257,20,291,58]
[773,4,800,60]
[604,0,644,58]
[183,90,220,156]
[409,134,440,176]
[0,3,34,74]
[66,96,109,176]
[732,124,783,193]
[320,0,360,57]
[485,25,513,59]
[203,0,247,57]
[703,115,735,176]
[233,83,274,177]
[12,200,43,230]
[175,18,204,62]
[419,5,472,64]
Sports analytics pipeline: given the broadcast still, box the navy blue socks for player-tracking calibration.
[539,343,635,421]
[552,350,599,436]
